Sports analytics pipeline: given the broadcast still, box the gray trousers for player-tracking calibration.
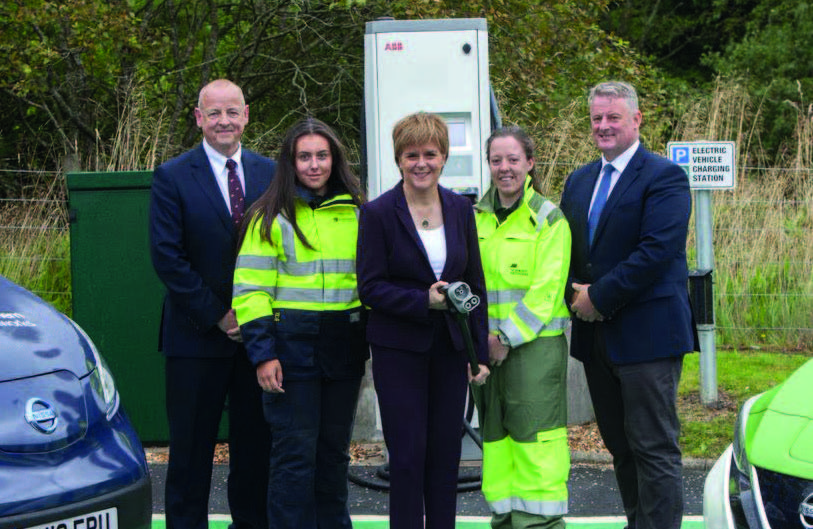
[582,329,684,529]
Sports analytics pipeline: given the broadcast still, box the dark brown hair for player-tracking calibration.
[485,125,541,193]
[240,117,365,250]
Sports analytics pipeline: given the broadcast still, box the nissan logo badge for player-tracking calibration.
[25,398,58,434]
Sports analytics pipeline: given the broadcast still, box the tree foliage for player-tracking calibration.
[4,0,807,178]
[601,0,813,158]
[703,0,813,158]
[600,0,759,83]
[0,0,146,172]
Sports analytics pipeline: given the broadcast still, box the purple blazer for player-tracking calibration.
[356,181,488,363]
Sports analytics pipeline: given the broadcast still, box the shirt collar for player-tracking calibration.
[602,139,639,175]
[202,139,243,174]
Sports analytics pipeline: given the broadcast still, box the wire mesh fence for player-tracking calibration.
[1,165,811,349]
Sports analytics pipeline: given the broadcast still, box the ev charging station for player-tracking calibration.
[364,18,493,200]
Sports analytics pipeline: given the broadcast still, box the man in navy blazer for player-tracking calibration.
[560,81,698,529]
[150,79,275,529]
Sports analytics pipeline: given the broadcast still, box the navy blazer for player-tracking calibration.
[149,144,276,358]
[560,144,698,365]
[356,182,489,363]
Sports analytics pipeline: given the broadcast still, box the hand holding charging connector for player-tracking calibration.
[441,281,481,315]
[439,282,486,382]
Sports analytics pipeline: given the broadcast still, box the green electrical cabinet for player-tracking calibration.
[67,171,229,443]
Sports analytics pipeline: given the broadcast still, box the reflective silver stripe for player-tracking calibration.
[275,287,357,304]
[502,318,524,347]
[233,282,276,299]
[514,302,571,334]
[322,259,356,274]
[514,299,545,333]
[544,317,571,332]
[535,199,564,232]
[492,316,569,340]
[488,498,513,515]
[280,259,356,277]
[487,497,568,516]
[537,200,556,225]
[510,498,568,516]
[487,289,525,305]
[236,254,278,271]
[276,215,298,259]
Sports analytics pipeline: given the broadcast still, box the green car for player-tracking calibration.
[703,358,813,528]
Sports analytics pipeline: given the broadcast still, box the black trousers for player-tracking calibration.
[371,331,469,529]
[263,374,362,529]
[164,353,271,529]
[582,328,684,529]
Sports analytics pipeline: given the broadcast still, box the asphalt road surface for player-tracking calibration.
[148,460,708,518]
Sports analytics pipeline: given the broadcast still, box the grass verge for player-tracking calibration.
[677,350,811,458]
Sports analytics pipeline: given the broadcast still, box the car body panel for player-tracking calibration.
[746,359,813,479]
[0,278,92,380]
[703,357,813,529]
[0,276,151,527]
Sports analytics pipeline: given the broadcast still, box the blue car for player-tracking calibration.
[0,276,151,528]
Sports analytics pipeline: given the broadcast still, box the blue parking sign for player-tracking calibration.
[671,145,690,164]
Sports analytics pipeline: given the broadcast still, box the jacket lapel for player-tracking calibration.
[438,187,457,280]
[241,151,265,205]
[394,182,436,278]
[593,145,645,243]
[190,144,233,234]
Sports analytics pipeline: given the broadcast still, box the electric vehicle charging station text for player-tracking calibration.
[364,18,492,200]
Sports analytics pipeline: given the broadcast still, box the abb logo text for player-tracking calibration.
[384,41,404,51]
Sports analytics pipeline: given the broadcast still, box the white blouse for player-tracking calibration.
[417,225,447,280]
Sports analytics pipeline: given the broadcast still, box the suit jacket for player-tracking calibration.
[559,144,698,365]
[149,144,276,358]
[356,182,489,363]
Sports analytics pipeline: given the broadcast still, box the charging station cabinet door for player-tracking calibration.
[366,20,490,200]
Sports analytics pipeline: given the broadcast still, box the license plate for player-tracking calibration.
[26,507,118,529]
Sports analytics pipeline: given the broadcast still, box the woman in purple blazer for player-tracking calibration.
[356,112,490,529]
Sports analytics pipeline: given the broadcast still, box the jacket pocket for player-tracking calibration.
[273,309,318,367]
[317,308,369,378]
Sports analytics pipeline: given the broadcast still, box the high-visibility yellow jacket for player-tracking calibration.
[474,177,572,347]
[233,193,365,372]
[474,178,572,518]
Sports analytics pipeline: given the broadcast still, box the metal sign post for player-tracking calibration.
[668,141,736,406]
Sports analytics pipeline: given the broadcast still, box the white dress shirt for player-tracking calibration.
[589,140,640,213]
[202,139,246,215]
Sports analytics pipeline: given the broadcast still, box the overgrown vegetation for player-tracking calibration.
[1,2,811,349]
[0,176,70,314]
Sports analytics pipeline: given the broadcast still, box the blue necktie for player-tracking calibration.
[588,163,614,245]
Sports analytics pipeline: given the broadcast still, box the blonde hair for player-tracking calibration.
[392,112,449,163]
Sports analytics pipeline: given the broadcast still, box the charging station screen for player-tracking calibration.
[448,121,467,148]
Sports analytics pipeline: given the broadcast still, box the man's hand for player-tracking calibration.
[487,334,510,366]
[217,309,242,342]
[256,359,284,393]
[571,283,604,322]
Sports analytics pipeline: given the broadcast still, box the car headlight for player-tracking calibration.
[70,319,121,421]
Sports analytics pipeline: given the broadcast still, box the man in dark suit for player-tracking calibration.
[559,81,698,529]
[150,79,275,529]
